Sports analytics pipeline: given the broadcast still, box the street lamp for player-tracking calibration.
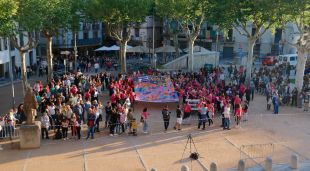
[74,32,78,72]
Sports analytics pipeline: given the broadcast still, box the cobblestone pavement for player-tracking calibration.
[1,79,310,171]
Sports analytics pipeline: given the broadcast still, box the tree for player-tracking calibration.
[87,0,152,73]
[38,0,74,81]
[0,0,41,95]
[210,0,285,86]
[283,0,310,96]
[156,0,209,71]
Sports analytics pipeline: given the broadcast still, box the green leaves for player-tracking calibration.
[0,0,18,36]
[87,0,152,24]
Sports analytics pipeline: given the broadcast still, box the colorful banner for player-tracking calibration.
[134,75,179,102]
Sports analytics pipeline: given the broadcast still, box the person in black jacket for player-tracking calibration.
[162,105,170,132]
[105,101,113,128]
[109,108,118,136]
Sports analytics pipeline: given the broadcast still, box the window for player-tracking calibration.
[0,39,2,51]
[93,31,98,39]
[83,32,89,39]
[3,38,7,50]
[290,56,297,61]
[134,28,139,37]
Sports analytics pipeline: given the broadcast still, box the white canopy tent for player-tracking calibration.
[94,46,111,51]
[109,45,133,51]
[94,45,133,51]
[183,45,210,53]
[155,45,181,53]
[126,46,151,53]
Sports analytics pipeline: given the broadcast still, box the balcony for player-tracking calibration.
[73,38,102,47]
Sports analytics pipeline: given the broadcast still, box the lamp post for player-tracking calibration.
[74,32,78,72]
[152,9,156,69]
[7,38,15,108]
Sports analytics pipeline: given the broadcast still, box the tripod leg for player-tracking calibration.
[181,136,190,162]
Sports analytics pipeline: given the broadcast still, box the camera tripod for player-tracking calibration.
[181,134,200,163]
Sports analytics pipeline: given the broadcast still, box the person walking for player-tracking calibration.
[174,105,182,131]
[141,108,149,134]
[162,105,170,132]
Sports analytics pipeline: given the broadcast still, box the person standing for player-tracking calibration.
[198,104,207,130]
[141,108,149,134]
[272,93,279,114]
[183,102,192,124]
[304,93,309,112]
[223,104,231,130]
[162,105,170,132]
[86,111,96,139]
[174,105,182,131]
[109,108,118,136]
[105,101,113,128]
[235,104,242,126]
[41,112,50,139]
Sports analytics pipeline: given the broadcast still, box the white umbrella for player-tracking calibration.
[94,46,110,51]
[155,45,181,53]
[108,45,133,51]
[126,46,151,53]
[184,45,210,53]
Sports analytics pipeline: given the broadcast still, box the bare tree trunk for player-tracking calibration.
[19,51,27,96]
[188,39,194,71]
[46,36,53,81]
[296,49,307,92]
[119,41,127,73]
[173,33,180,59]
[296,47,308,107]
[245,39,256,87]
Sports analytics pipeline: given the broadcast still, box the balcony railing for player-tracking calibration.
[73,38,102,46]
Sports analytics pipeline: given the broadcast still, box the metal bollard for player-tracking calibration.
[210,162,217,171]
[150,168,158,171]
[181,165,189,171]
[291,154,298,169]
[265,157,272,171]
[237,159,245,171]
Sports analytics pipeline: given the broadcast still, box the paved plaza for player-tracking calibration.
[1,93,310,171]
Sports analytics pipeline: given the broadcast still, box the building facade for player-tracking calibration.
[130,16,163,49]
[37,21,103,59]
[0,35,37,79]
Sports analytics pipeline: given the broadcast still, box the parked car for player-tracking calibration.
[262,56,277,66]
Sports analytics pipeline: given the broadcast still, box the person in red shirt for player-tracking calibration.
[235,104,243,126]
[183,102,192,120]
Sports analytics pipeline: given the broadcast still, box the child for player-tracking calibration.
[71,114,80,139]
[242,101,249,122]
[41,112,50,139]
[267,97,272,110]
[131,118,137,136]
[61,117,69,140]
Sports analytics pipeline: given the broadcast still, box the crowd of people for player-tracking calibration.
[3,60,309,140]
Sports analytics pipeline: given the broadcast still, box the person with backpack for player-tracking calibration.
[162,105,170,132]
